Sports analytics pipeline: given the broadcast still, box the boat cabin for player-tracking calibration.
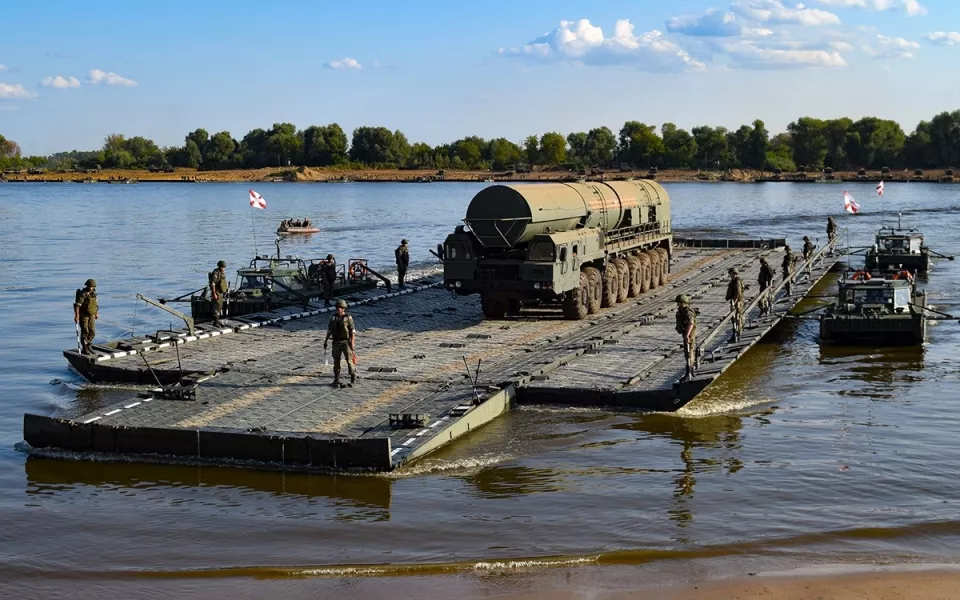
[874,227,924,256]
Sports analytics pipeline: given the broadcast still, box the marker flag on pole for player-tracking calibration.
[876,180,884,196]
[843,190,860,214]
[249,189,267,209]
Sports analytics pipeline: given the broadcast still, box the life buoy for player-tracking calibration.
[851,270,871,281]
[350,262,365,279]
[892,269,913,281]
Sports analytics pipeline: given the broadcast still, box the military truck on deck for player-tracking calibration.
[442,180,672,320]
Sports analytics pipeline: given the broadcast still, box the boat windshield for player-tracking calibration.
[844,287,910,309]
[241,275,268,288]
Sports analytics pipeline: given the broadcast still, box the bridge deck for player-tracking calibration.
[24,236,844,472]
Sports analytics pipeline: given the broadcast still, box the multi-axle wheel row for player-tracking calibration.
[562,247,670,320]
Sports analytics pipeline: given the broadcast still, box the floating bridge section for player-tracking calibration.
[24,234,845,472]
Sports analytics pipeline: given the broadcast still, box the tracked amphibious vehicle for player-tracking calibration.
[441,180,673,319]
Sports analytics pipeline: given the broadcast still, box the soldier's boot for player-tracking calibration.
[331,376,341,388]
[350,372,356,385]
[81,344,93,355]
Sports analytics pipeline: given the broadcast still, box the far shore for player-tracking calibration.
[2,166,956,185]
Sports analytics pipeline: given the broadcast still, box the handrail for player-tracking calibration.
[695,227,846,367]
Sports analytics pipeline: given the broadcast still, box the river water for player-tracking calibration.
[1,181,959,598]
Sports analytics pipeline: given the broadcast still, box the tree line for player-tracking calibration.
[4,109,960,173]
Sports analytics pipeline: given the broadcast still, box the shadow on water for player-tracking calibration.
[818,344,925,399]
[23,457,393,519]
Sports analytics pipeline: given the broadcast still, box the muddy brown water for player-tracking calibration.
[1,181,959,598]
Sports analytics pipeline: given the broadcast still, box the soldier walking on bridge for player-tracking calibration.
[324,299,356,387]
[675,294,697,382]
[74,278,99,355]
[827,216,837,243]
[802,236,816,275]
[395,239,409,287]
[758,257,775,316]
[782,245,795,297]
[209,260,228,328]
[726,267,745,343]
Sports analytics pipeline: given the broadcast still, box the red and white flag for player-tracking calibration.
[843,190,860,214]
[249,188,266,209]
[876,180,884,196]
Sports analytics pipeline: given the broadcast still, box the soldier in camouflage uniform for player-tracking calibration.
[321,254,337,307]
[725,267,745,342]
[395,239,410,287]
[208,260,229,327]
[827,216,837,243]
[324,299,356,387]
[675,294,697,381]
[74,278,99,355]
[758,257,776,316]
[781,245,795,297]
[802,236,816,275]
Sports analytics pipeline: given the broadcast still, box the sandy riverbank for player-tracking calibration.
[505,565,960,599]
[3,166,955,184]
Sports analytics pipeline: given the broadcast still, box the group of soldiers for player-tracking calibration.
[280,217,312,229]
[674,217,835,382]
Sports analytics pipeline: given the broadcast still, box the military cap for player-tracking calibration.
[784,244,792,251]
[401,239,408,245]
[217,260,226,268]
[336,299,348,308]
[803,236,810,241]
[675,294,690,304]
[760,256,769,263]
[728,267,738,275]
[327,254,335,260]
[85,278,96,287]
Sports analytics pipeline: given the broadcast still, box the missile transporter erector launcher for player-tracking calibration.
[442,180,673,319]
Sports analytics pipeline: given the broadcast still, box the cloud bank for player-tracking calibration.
[499,19,705,72]
[88,69,138,86]
[41,75,81,89]
[813,0,927,16]
[0,83,35,99]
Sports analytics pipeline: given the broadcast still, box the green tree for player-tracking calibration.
[452,136,484,168]
[349,126,408,165]
[692,126,733,168]
[539,132,567,165]
[764,133,796,171]
[408,142,435,168]
[747,120,769,169]
[203,131,236,169]
[185,129,210,163]
[903,121,935,168]
[487,138,522,170]
[523,135,540,166]
[786,117,828,169]
[661,123,697,168]
[184,140,202,169]
[618,122,663,168]
[585,126,616,165]
[823,118,852,169]
[566,132,588,164]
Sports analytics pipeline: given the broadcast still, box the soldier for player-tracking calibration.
[725,267,745,342]
[802,235,816,275]
[827,216,837,243]
[321,253,337,306]
[395,239,410,287]
[324,299,356,387]
[208,260,229,327]
[73,278,99,355]
[782,245,795,297]
[675,294,697,381]
[758,257,776,316]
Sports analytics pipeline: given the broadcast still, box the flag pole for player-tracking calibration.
[250,205,259,257]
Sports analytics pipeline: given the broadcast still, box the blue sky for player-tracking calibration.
[2,0,959,155]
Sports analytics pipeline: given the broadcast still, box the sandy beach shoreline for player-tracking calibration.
[502,564,960,599]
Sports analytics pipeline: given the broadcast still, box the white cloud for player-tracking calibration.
[830,41,855,51]
[0,83,35,99]
[326,58,363,70]
[721,39,848,67]
[925,31,960,46]
[666,10,743,37]
[814,0,926,16]
[732,0,842,26]
[0,64,6,72]
[862,34,920,58]
[88,68,137,86]
[499,19,705,72]
[40,75,81,89]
